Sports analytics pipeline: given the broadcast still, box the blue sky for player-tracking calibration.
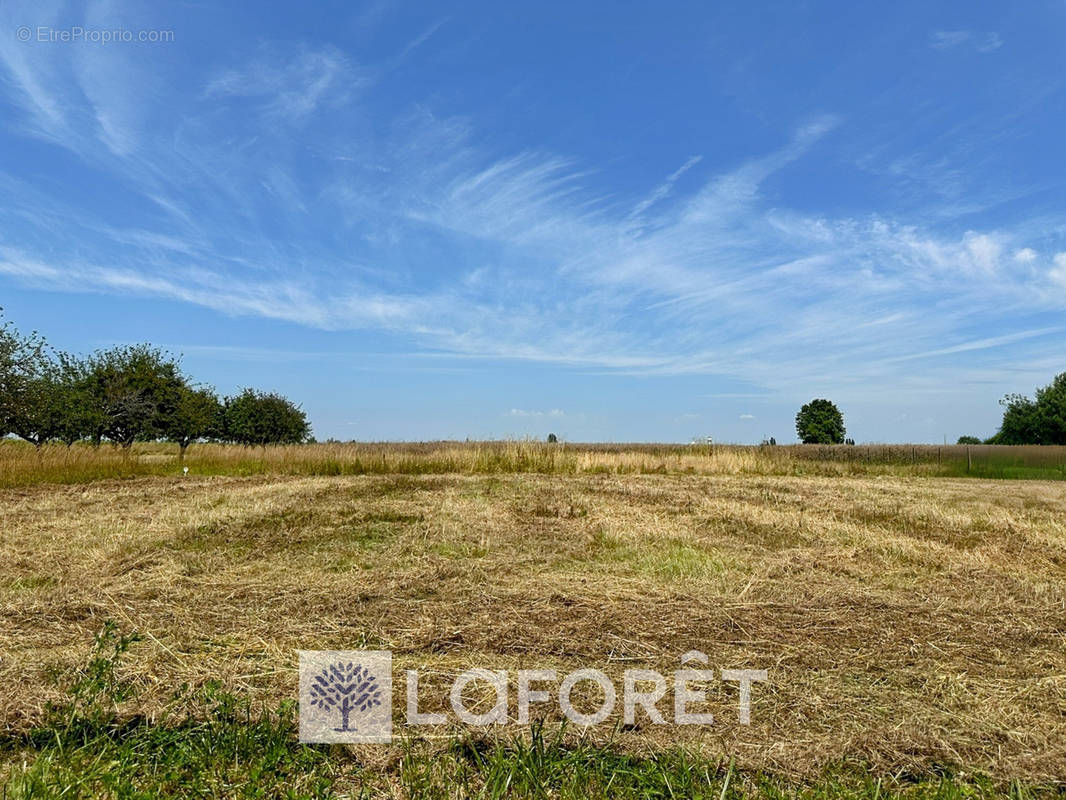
[1,1,1064,443]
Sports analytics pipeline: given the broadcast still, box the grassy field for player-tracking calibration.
[1,444,1065,797]
[2,439,1066,488]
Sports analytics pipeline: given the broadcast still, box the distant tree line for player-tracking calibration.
[792,374,1066,446]
[0,311,310,454]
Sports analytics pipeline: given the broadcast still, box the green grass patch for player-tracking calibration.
[589,531,732,581]
[8,713,1063,799]
[3,575,58,592]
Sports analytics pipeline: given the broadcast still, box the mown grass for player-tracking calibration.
[5,464,1066,795]
[4,472,1065,782]
[3,439,1066,488]
[3,625,1060,799]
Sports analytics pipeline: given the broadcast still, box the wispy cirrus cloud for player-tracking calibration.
[0,31,1063,413]
[204,44,367,122]
[930,30,1002,53]
[508,408,564,418]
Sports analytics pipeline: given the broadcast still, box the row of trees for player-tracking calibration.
[1,312,311,454]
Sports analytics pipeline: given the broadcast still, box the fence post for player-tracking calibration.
[967,445,971,473]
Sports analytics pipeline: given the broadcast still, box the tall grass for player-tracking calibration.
[2,439,1065,488]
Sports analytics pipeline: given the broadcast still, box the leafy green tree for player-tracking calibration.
[956,435,982,445]
[795,398,846,444]
[996,394,1041,444]
[162,384,222,459]
[1033,373,1066,444]
[6,362,72,448]
[83,345,185,448]
[0,314,59,447]
[1,315,40,437]
[995,373,1066,444]
[222,388,310,445]
[51,352,96,446]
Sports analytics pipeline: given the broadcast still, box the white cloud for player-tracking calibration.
[1014,248,1037,263]
[0,35,1063,409]
[1050,253,1066,287]
[963,231,1002,273]
[977,33,1003,53]
[0,1,68,133]
[394,18,449,62]
[739,414,755,420]
[930,30,1002,53]
[205,45,365,121]
[508,409,565,418]
[930,30,972,49]
[628,155,703,221]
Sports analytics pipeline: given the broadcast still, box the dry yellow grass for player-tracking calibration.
[4,439,1065,488]
[1,468,1065,783]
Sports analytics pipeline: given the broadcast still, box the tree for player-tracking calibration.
[5,361,67,448]
[51,353,96,446]
[994,373,1066,445]
[222,388,310,445]
[162,384,222,459]
[795,398,846,444]
[957,435,982,445]
[83,345,185,447]
[547,433,558,443]
[1033,373,1066,444]
[0,314,57,447]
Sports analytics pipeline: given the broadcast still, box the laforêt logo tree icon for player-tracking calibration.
[308,661,383,732]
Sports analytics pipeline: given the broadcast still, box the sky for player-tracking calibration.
[0,1,1064,443]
